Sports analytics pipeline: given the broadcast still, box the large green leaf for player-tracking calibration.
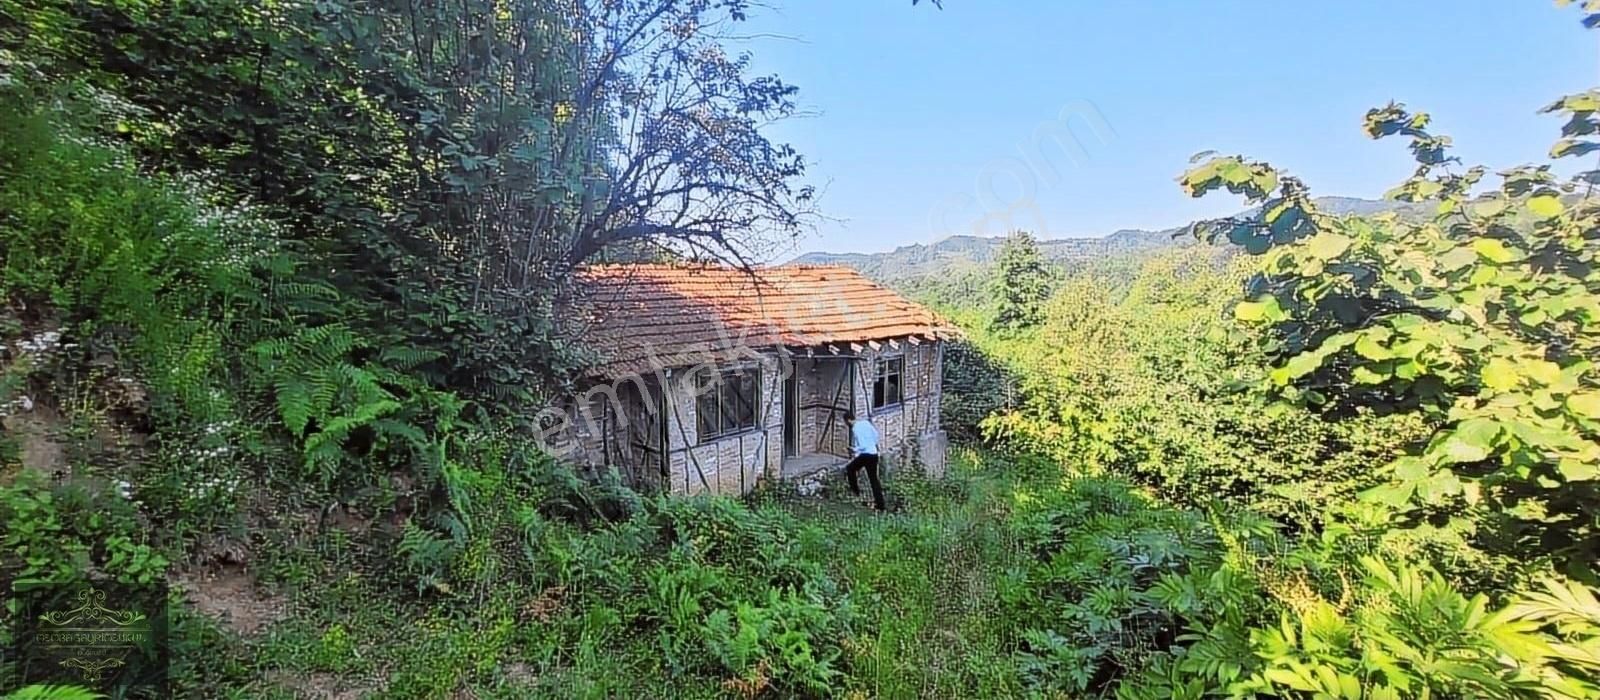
[1568,392,1600,420]
[1354,333,1393,360]
[1234,295,1287,322]
[1481,358,1521,392]
[1527,194,1565,219]
[1470,198,1507,218]
[1434,418,1500,463]
[1306,232,1353,260]
[1559,458,1599,482]
[1470,238,1516,264]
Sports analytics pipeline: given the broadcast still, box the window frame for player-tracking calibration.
[695,366,761,443]
[871,355,904,411]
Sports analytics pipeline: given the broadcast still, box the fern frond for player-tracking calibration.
[274,378,314,436]
[5,685,103,700]
[334,362,393,403]
[380,346,444,370]
[1507,578,1600,629]
[302,399,402,454]
[370,417,428,448]
[309,366,344,413]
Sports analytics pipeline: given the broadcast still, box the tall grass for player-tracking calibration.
[775,450,1032,697]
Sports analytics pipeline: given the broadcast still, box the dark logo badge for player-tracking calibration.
[38,587,153,682]
[8,580,169,696]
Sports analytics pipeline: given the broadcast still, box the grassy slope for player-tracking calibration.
[209,449,1032,699]
[778,453,1025,698]
[0,94,1032,699]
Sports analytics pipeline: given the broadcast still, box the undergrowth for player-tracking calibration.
[3,13,1600,700]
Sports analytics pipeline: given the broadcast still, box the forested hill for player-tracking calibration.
[792,196,1411,281]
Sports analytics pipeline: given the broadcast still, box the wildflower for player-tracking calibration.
[17,330,63,355]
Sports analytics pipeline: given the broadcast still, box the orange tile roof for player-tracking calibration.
[569,264,958,375]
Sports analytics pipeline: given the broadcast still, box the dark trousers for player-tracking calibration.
[845,453,886,511]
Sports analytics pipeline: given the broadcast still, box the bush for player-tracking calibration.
[979,250,1433,531]
[939,338,1020,442]
[0,89,273,536]
[0,474,168,694]
[1003,476,1266,695]
[1180,95,1600,576]
[647,497,858,695]
[994,472,1600,699]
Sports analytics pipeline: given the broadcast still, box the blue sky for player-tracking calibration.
[738,1,1598,258]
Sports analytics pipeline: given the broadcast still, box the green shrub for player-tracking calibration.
[644,497,858,694]
[980,251,1434,530]
[0,90,262,423]
[0,89,285,555]
[3,686,102,700]
[939,337,1020,442]
[1004,476,1261,695]
[1180,94,1600,576]
[703,587,848,695]
[1124,553,1600,699]
[385,605,518,700]
[0,474,168,693]
[1238,559,1600,698]
[992,471,1600,699]
[0,473,167,591]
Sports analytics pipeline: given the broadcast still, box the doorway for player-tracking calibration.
[783,368,799,457]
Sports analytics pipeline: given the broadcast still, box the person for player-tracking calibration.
[843,409,886,511]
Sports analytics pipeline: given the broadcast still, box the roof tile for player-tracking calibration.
[569,264,957,375]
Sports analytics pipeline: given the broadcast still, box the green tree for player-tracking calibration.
[0,0,813,402]
[978,249,1432,531]
[990,231,1052,332]
[1179,95,1600,578]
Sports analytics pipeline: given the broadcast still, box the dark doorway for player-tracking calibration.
[783,368,799,457]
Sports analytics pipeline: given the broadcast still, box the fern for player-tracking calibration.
[3,686,102,700]
[380,345,444,370]
[307,399,402,451]
[397,519,458,594]
[272,377,314,436]
[1505,578,1600,674]
[247,322,448,485]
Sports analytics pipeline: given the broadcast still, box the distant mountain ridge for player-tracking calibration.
[791,196,1412,282]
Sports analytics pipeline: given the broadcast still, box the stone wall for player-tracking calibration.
[662,354,782,496]
[553,340,947,496]
[847,342,944,476]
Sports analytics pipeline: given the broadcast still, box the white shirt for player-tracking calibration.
[851,419,880,456]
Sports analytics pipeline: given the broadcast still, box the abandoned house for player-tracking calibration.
[548,263,957,496]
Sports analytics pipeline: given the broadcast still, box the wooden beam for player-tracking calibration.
[849,342,864,353]
[827,344,840,355]
[906,336,922,346]
[887,338,901,350]
[866,340,881,351]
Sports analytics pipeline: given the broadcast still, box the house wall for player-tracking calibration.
[662,353,783,497]
[847,342,945,476]
[537,394,606,472]
[550,340,948,496]
[543,376,666,491]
